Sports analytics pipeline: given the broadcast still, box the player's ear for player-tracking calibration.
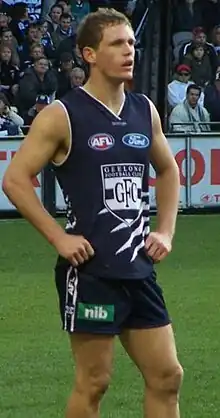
[82,47,96,64]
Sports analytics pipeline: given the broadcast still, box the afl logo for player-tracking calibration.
[122,133,150,148]
[88,133,115,151]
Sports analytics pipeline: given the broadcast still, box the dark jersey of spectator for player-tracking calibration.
[54,33,76,64]
[16,59,57,120]
[183,45,213,87]
[200,0,220,35]
[10,18,29,46]
[0,61,20,89]
[172,0,203,33]
[9,3,30,46]
[179,28,218,74]
[56,67,72,98]
[71,0,90,24]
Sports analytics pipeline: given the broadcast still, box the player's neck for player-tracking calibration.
[83,75,125,115]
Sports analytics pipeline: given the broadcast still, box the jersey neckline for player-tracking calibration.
[78,86,127,120]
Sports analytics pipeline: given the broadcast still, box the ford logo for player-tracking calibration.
[122,133,150,149]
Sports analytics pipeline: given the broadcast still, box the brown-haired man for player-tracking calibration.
[3,8,183,418]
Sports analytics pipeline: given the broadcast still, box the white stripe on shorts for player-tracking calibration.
[64,266,79,332]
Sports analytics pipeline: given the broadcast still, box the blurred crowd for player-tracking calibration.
[168,0,220,133]
[0,0,140,136]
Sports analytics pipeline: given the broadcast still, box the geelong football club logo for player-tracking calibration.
[101,163,144,226]
[88,133,115,151]
[122,133,150,148]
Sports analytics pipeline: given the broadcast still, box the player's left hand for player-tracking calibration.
[145,232,172,263]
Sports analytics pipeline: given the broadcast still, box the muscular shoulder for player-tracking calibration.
[22,100,70,165]
[32,101,69,139]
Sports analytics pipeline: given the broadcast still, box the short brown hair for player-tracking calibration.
[76,8,132,54]
[30,42,44,52]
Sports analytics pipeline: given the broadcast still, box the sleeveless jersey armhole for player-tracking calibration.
[52,99,73,167]
[142,93,153,123]
[141,94,153,142]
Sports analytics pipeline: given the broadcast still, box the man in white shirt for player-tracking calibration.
[169,83,210,133]
[168,64,204,108]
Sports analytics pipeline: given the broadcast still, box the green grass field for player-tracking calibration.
[0,215,220,418]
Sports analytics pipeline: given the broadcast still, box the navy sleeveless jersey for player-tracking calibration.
[53,87,154,279]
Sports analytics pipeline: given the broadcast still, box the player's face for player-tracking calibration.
[91,24,135,82]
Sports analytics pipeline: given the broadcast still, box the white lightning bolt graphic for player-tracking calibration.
[130,224,150,262]
[116,217,145,255]
[98,188,150,263]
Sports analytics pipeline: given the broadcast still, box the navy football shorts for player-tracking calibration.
[55,258,170,334]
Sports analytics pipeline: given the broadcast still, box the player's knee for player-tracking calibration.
[89,372,111,402]
[147,363,183,400]
[75,370,111,404]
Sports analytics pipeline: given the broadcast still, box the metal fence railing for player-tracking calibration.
[0,132,220,216]
[169,121,220,133]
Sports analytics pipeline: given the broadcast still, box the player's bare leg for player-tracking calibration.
[66,333,114,418]
[120,325,183,418]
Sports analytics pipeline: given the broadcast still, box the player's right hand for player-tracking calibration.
[55,233,95,266]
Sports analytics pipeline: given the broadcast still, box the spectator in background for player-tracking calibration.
[172,0,203,35]
[56,51,74,97]
[39,20,55,51]
[70,66,85,87]
[16,56,57,122]
[55,29,76,64]
[72,44,88,75]
[204,69,220,128]
[46,4,64,34]
[38,20,56,58]
[169,84,210,133]
[200,0,220,36]
[168,64,204,108]
[0,92,24,136]
[172,0,203,61]
[20,22,55,64]
[0,28,20,66]
[0,1,12,15]
[56,0,71,14]
[0,44,20,101]
[71,0,90,25]
[19,23,42,65]
[26,93,51,124]
[0,11,9,30]
[183,43,213,87]
[20,42,45,73]
[179,27,218,74]
[10,2,29,46]
[52,12,73,49]
[211,24,220,66]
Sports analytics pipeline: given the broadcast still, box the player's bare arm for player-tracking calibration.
[145,100,180,262]
[2,103,94,266]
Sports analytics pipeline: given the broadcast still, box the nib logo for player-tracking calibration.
[77,303,114,322]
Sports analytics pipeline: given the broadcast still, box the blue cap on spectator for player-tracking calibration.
[36,94,50,105]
